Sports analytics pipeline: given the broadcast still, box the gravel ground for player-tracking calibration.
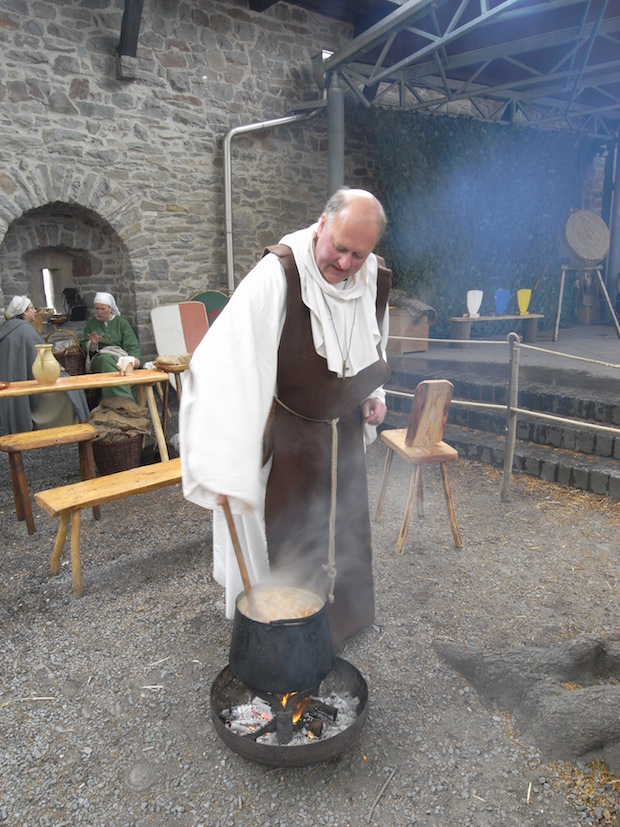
[1,427,619,827]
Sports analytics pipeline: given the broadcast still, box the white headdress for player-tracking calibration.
[5,296,31,319]
[93,292,120,316]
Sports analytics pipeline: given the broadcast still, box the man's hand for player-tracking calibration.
[362,397,386,426]
[216,494,228,506]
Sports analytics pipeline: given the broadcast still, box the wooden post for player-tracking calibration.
[374,449,394,522]
[440,463,463,548]
[145,386,169,461]
[50,512,71,576]
[70,510,83,598]
[501,333,520,502]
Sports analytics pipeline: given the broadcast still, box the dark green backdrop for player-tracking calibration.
[358,109,603,337]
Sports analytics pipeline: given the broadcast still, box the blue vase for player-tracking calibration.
[494,289,510,316]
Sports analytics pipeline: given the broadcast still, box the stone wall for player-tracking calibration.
[0,0,607,359]
[0,0,379,358]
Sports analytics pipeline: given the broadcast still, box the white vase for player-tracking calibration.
[466,290,483,318]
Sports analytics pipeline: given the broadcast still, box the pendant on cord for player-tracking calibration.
[327,299,357,381]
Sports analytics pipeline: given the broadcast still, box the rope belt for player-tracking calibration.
[274,396,339,603]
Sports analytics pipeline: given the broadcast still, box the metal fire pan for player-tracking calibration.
[210,657,368,768]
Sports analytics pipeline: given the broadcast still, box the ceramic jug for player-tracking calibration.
[32,343,61,385]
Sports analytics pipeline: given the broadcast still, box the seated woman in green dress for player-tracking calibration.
[80,292,141,400]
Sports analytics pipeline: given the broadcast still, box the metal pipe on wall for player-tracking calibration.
[222,112,320,293]
[327,72,345,196]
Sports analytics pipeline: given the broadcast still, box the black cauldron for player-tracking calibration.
[228,583,335,694]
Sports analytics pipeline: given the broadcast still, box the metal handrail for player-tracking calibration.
[385,333,620,501]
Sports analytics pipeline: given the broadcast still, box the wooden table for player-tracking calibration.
[0,369,171,461]
[449,313,543,348]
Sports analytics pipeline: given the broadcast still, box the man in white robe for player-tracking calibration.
[180,189,390,645]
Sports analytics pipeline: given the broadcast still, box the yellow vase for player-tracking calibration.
[517,288,532,315]
[32,343,61,385]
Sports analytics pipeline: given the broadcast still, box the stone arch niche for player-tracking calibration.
[0,163,153,352]
[0,202,137,328]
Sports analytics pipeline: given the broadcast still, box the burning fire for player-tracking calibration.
[278,692,313,724]
[222,685,348,746]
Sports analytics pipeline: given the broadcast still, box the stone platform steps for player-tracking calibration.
[384,365,620,499]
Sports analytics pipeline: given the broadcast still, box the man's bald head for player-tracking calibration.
[314,188,387,284]
[322,188,387,238]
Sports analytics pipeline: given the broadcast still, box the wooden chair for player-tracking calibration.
[151,301,208,362]
[375,379,462,553]
[150,301,209,436]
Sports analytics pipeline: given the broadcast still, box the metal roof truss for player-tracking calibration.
[318,0,620,139]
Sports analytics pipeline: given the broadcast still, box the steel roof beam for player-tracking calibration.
[398,15,620,83]
[564,0,609,113]
[315,0,620,138]
[368,62,620,114]
[365,0,526,85]
[475,0,592,26]
[343,55,620,100]
[324,0,442,70]
[342,58,620,131]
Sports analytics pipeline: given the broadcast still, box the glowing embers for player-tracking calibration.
[210,658,368,767]
[223,684,347,745]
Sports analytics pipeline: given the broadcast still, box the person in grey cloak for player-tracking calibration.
[0,295,89,435]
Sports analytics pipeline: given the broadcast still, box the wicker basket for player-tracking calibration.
[92,434,143,476]
[45,329,86,376]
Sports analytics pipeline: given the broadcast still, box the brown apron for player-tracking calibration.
[263,244,391,647]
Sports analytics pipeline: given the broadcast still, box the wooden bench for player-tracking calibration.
[449,313,543,347]
[0,423,99,535]
[35,457,182,598]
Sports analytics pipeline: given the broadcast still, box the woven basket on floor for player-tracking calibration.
[45,329,86,376]
[63,346,86,376]
[92,434,143,476]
